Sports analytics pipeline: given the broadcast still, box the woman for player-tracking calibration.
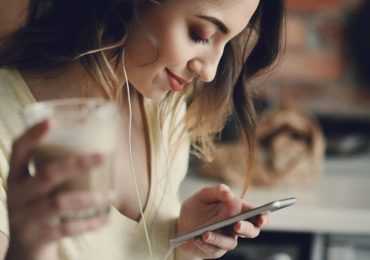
[0,0,285,259]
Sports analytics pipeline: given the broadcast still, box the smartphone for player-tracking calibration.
[170,197,296,245]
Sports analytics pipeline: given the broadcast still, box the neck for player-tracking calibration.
[21,61,132,102]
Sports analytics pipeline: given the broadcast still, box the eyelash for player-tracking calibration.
[190,30,210,45]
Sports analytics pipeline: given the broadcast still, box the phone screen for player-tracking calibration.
[170,197,296,245]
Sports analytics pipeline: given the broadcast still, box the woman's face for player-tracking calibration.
[124,0,260,100]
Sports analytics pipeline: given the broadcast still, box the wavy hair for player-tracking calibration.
[0,0,285,194]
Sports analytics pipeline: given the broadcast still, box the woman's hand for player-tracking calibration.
[6,120,115,260]
[176,184,269,259]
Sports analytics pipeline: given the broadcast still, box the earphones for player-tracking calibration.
[122,49,176,260]
[122,50,155,260]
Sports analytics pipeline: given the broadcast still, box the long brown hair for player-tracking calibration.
[0,0,285,194]
[184,1,285,194]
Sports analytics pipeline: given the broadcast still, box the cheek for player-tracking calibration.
[124,33,157,90]
[124,34,161,87]
[125,27,158,66]
[156,25,191,66]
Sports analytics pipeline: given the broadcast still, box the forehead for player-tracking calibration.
[175,0,259,35]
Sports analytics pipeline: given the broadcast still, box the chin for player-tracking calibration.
[137,87,169,101]
[151,90,169,101]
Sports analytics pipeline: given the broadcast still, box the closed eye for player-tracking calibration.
[189,30,210,45]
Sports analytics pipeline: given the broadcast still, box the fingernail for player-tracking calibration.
[219,184,230,192]
[204,233,212,242]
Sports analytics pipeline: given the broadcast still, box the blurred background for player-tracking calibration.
[180,0,370,259]
[256,0,370,158]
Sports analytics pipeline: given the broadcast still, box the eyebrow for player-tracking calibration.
[197,15,230,35]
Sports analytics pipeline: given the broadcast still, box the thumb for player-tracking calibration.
[198,184,234,204]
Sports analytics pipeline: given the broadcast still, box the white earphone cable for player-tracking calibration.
[122,51,155,260]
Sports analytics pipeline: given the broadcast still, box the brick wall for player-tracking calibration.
[257,0,370,117]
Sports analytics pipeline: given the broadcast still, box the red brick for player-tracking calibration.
[314,16,345,49]
[286,0,344,13]
[271,51,346,83]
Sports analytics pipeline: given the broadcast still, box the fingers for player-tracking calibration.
[191,232,237,259]
[50,190,115,213]
[16,211,110,252]
[9,190,115,251]
[233,220,261,238]
[7,123,113,256]
[195,239,227,259]
[8,120,50,182]
[202,232,237,250]
[28,190,115,221]
[47,214,110,241]
[198,184,234,204]
[255,212,271,227]
[28,154,103,203]
[238,201,271,229]
[11,189,115,228]
[240,201,256,211]
[8,153,104,208]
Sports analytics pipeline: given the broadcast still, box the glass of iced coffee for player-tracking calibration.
[22,98,120,219]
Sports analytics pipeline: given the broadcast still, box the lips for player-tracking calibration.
[165,69,190,92]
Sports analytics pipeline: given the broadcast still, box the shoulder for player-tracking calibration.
[0,68,31,120]
[0,68,35,112]
[0,68,28,102]
[0,68,34,164]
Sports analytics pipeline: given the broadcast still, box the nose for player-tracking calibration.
[188,47,224,83]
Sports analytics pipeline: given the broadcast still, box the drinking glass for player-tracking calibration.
[22,98,120,218]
